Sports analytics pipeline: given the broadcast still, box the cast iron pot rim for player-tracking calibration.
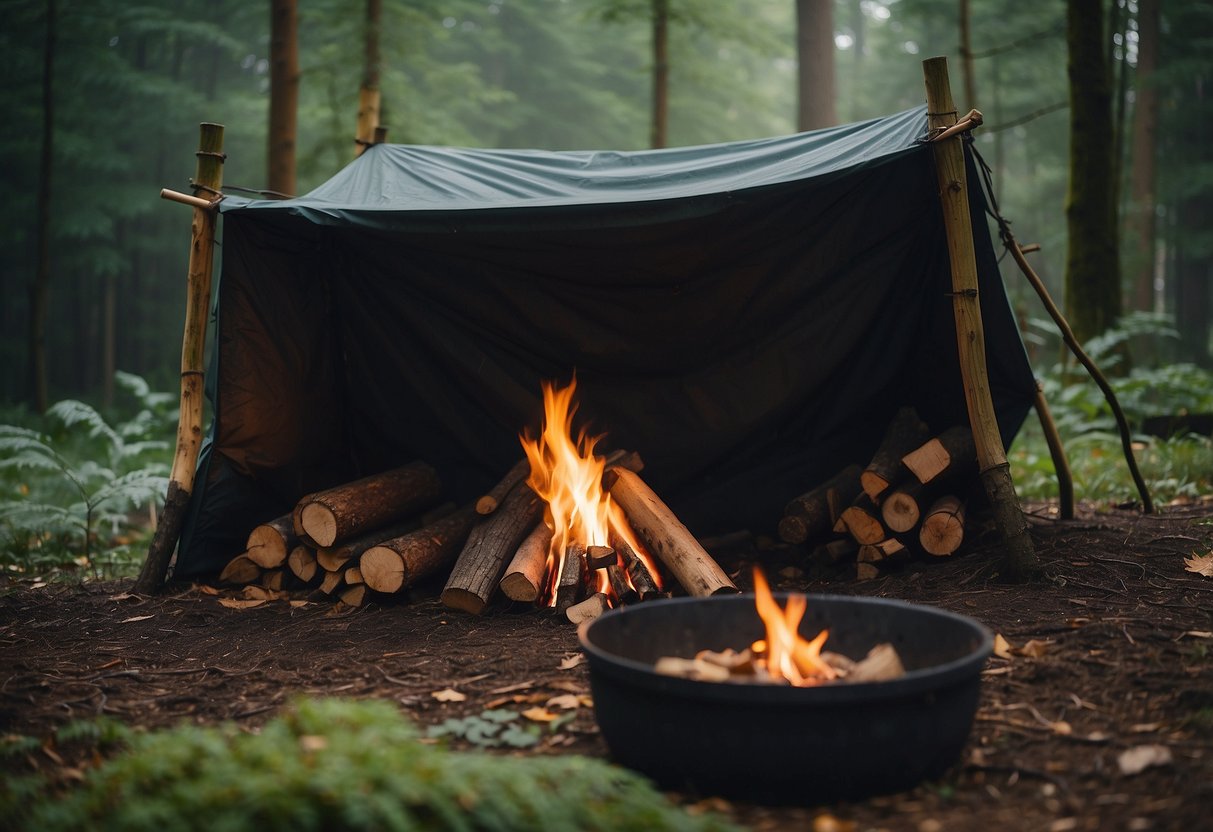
[579,593,994,706]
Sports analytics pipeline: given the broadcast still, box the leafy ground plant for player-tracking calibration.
[1,697,738,832]
[0,373,173,578]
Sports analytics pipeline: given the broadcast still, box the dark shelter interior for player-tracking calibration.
[175,105,1036,580]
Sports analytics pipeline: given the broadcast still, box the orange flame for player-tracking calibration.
[519,376,662,605]
[751,567,837,685]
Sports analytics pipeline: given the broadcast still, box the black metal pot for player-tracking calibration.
[578,593,992,804]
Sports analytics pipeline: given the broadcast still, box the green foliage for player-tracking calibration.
[424,709,549,749]
[1010,313,1213,503]
[2,697,738,832]
[0,374,173,578]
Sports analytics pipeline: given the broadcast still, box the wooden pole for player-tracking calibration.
[136,123,225,594]
[922,57,1038,581]
[1033,382,1075,520]
[354,85,380,158]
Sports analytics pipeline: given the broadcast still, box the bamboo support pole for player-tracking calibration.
[922,57,1038,580]
[1033,382,1075,519]
[136,123,225,594]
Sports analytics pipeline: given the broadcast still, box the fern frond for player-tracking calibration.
[46,400,122,453]
[0,443,71,477]
[91,471,169,512]
[0,500,85,535]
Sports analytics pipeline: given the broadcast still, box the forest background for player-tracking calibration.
[1,0,1211,577]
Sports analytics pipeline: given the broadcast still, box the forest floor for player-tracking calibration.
[2,499,1212,832]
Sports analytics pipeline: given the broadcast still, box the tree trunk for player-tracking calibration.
[796,0,836,130]
[1064,0,1120,343]
[269,0,299,196]
[958,0,977,109]
[354,0,382,157]
[1127,0,1160,313]
[650,0,668,149]
[30,0,56,413]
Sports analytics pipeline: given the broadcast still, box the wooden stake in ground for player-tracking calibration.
[605,468,738,596]
[359,508,477,594]
[861,407,931,501]
[135,123,225,595]
[244,514,299,569]
[499,523,552,603]
[919,495,967,556]
[441,483,542,614]
[779,464,863,545]
[923,56,1036,580]
[298,461,441,547]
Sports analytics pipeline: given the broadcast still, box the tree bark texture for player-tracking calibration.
[360,508,476,594]
[297,461,441,547]
[269,0,299,195]
[796,0,836,130]
[650,0,668,149]
[441,483,542,615]
[1127,0,1160,313]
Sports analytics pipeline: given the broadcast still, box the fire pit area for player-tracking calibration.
[579,592,993,803]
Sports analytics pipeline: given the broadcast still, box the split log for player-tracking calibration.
[902,426,977,486]
[566,592,610,625]
[244,514,298,569]
[476,458,531,516]
[780,464,863,544]
[879,479,943,534]
[287,544,318,583]
[857,538,906,563]
[554,542,588,614]
[605,468,738,596]
[810,538,859,565]
[360,508,477,595]
[856,562,881,581]
[298,461,442,547]
[612,534,663,600]
[586,545,616,569]
[919,495,967,556]
[861,408,931,501]
[319,570,344,595]
[260,569,286,591]
[605,564,638,605]
[838,494,888,545]
[344,565,363,585]
[339,584,368,607]
[602,449,645,474]
[440,483,542,615]
[218,554,261,585]
[316,547,353,573]
[499,523,552,603]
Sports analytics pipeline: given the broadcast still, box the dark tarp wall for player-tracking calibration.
[175,106,1036,579]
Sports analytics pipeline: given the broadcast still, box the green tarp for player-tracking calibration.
[176,106,1035,578]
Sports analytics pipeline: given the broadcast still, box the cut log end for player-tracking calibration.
[360,546,405,593]
[499,572,540,603]
[439,587,487,616]
[300,502,339,548]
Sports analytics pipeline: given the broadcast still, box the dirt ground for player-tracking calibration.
[2,499,1211,831]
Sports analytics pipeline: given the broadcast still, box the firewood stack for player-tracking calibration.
[216,451,740,619]
[778,407,980,579]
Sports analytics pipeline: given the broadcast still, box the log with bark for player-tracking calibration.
[359,508,477,595]
[918,495,967,556]
[779,464,863,545]
[244,514,299,569]
[861,407,931,501]
[554,542,588,614]
[604,468,738,596]
[879,479,944,534]
[902,426,977,486]
[612,534,663,600]
[475,458,531,516]
[810,538,859,565]
[297,461,442,547]
[837,493,888,545]
[218,554,261,585]
[499,523,552,603]
[440,483,542,615]
[605,563,638,605]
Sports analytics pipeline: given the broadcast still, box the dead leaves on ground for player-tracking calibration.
[1184,552,1213,578]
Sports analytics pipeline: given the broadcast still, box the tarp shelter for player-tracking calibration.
[175,105,1037,580]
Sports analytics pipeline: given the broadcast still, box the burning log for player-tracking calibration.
[297,461,442,547]
[902,426,977,486]
[218,554,261,585]
[586,545,616,569]
[554,542,588,614]
[499,523,552,603]
[244,514,299,569]
[440,482,542,615]
[837,493,888,545]
[605,564,638,605]
[287,544,318,583]
[605,468,738,597]
[918,495,966,556]
[602,448,645,475]
[779,464,863,545]
[475,458,531,516]
[566,592,610,625]
[360,508,477,594]
[861,407,931,501]
[612,534,663,600]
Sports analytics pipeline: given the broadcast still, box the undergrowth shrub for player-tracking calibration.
[0,697,738,832]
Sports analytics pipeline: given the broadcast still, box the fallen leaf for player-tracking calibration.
[431,688,467,703]
[242,586,271,601]
[545,693,582,710]
[196,584,221,596]
[218,598,266,609]
[119,615,154,623]
[521,707,558,722]
[1016,639,1052,658]
[993,633,1014,659]
[1184,553,1213,578]
[559,654,584,670]
[1117,744,1173,776]
[289,600,310,608]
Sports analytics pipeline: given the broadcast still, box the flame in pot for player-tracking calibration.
[751,567,837,686]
